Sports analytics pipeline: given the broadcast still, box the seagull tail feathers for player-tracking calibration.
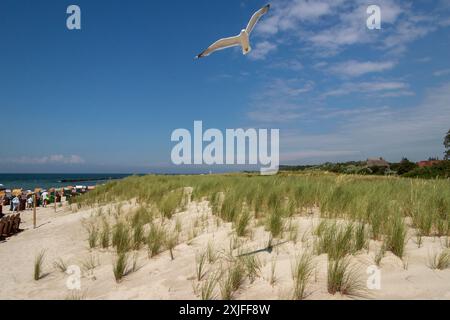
[195,52,206,59]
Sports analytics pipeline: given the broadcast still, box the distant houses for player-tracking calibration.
[365,157,446,170]
[417,160,443,167]
[366,157,390,168]
[365,157,443,168]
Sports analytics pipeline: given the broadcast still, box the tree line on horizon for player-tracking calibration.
[281,129,450,179]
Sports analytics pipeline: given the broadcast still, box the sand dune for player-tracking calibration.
[1,199,450,300]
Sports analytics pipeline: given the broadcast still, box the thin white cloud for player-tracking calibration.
[415,56,431,63]
[433,68,450,76]
[383,16,437,55]
[247,104,306,123]
[329,60,396,77]
[323,81,410,97]
[248,41,277,60]
[281,150,360,162]
[246,77,411,124]
[439,16,450,27]
[269,59,304,71]
[246,78,315,123]
[256,0,346,36]
[265,78,314,97]
[317,106,391,119]
[1,154,85,165]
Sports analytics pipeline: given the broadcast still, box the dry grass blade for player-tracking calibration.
[196,251,208,281]
[200,271,221,300]
[427,250,450,270]
[53,258,68,273]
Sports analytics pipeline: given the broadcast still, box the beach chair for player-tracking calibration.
[0,218,5,240]
[8,215,16,235]
[7,214,15,234]
[2,196,10,206]
[2,216,11,237]
[19,198,26,211]
[7,215,14,236]
[12,213,21,234]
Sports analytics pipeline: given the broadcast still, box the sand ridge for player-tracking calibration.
[0,199,450,300]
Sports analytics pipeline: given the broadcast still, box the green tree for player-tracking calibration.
[396,158,418,175]
[445,129,450,160]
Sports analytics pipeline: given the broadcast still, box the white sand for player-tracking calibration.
[0,199,450,300]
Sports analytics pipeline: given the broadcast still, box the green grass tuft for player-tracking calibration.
[327,257,365,297]
[112,221,131,254]
[34,250,46,281]
[195,251,208,281]
[386,215,407,259]
[266,209,283,238]
[113,252,129,283]
[291,253,315,300]
[147,223,166,258]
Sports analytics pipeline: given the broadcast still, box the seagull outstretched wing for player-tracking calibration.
[246,4,270,35]
[195,36,241,59]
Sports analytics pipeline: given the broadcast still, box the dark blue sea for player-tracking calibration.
[0,174,133,190]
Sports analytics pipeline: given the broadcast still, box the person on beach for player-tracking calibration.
[12,196,20,212]
[27,196,33,209]
[41,191,49,207]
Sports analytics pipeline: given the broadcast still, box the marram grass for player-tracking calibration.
[34,250,46,281]
[74,173,450,258]
[291,252,315,300]
[427,250,450,270]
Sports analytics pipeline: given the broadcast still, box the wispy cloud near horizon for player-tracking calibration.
[0,155,85,165]
[277,82,450,163]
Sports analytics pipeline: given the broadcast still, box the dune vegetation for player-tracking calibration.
[70,172,450,299]
[75,172,450,239]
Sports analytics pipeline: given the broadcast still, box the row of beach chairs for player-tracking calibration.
[0,213,21,240]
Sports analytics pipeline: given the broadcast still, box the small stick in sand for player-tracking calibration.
[33,194,37,229]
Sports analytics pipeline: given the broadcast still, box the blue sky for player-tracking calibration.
[0,0,449,173]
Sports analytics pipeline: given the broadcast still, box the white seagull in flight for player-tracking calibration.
[195,4,271,59]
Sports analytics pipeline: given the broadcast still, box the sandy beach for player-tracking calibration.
[1,193,450,300]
